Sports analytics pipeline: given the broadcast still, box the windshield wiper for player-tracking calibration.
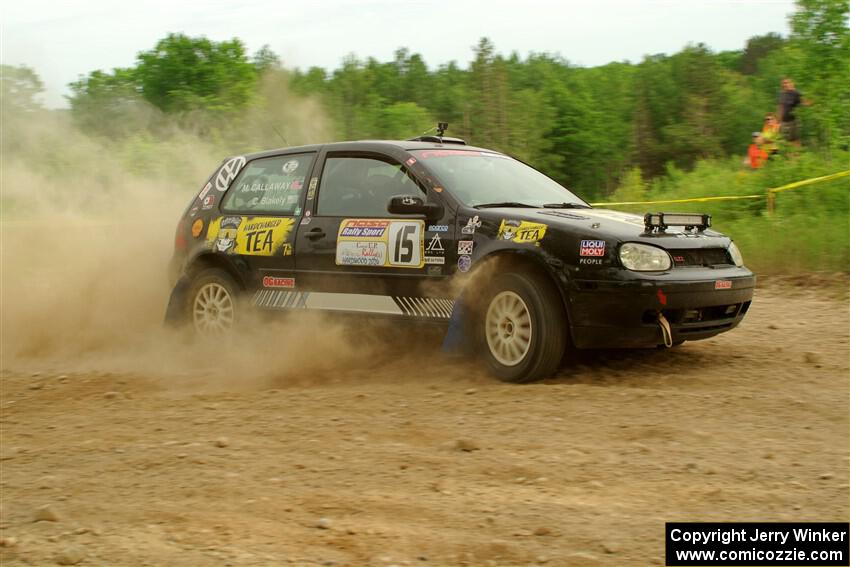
[473,201,537,209]
[542,202,592,209]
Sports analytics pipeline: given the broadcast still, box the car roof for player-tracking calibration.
[239,140,502,161]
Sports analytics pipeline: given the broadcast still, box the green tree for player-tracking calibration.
[379,102,433,139]
[739,33,786,75]
[59,16,849,200]
[469,38,511,150]
[397,51,432,107]
[135,33,258,113]
[631,54,678,177]
[67,34,271,136]
[68,68,148,136]
[253,44,282,74]
[428,62,470,138]
[580,62,637,193]
[787,0,850,148]
[1,64,44,113]
[291,67,329,95]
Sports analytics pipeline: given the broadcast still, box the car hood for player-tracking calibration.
[481,207,731,249]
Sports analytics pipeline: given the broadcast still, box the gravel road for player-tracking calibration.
[1,286,848,566]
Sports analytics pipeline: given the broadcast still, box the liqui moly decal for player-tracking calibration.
[580,240,606,257]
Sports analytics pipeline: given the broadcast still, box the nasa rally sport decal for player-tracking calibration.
[335,219,424,268]
[206,216,295,256]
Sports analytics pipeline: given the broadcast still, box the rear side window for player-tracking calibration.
[222,153,314,215]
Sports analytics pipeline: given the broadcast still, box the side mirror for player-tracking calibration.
[387,195,443,221]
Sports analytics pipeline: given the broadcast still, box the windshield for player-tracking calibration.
[411,149,587,208]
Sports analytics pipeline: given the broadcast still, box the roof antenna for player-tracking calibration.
[272,126,288,146]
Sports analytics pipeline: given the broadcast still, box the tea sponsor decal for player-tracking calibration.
[497,219,547,244]
[206,216,295,256]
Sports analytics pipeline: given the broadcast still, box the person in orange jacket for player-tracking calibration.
[747,132,769,170]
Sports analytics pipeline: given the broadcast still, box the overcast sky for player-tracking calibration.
[3,0,796,108]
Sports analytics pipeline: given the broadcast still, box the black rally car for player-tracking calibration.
[166,134,755,382]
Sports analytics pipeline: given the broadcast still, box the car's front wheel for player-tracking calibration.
[187,268,240,336]
[478,271,567,382]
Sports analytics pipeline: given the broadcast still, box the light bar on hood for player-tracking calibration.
[644,212,711,233]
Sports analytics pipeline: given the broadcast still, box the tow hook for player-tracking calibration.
[658,312,673,348]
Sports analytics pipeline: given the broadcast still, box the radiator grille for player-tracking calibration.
[669,248,731,267]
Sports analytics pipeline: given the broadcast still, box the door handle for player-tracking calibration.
[304,227,326,240]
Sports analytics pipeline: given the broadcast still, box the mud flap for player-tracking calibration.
[163,276,190,326]
[441,294,475,355]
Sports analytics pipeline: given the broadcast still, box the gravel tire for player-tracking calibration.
[477,271,567,383]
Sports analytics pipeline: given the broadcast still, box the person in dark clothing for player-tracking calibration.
[777,78,811,146]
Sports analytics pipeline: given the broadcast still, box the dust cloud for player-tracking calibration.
[0,79,420,386]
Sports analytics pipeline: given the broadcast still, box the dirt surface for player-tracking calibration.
[1,286,848,566]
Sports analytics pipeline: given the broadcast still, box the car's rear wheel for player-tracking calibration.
[478,271,567,383]
[187,268,240,336]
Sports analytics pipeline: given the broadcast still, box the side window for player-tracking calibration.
[222,153,314,214]
[317,155,424,217]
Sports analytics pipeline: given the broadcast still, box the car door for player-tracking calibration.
[293,151,453,317]
[208,152,316,289]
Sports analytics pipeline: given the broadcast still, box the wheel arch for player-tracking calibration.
[470,249,575,341]
[186,252,248,290]
[471,250,570,309]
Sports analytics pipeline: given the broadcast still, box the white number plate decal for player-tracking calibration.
[336,219,424,269]
[387,221,423,267]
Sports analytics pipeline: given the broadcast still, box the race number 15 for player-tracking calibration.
[388,221,423,267]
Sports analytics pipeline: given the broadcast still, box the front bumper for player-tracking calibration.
[567,270,755,349]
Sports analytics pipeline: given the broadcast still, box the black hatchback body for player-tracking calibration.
[166,138,755,382]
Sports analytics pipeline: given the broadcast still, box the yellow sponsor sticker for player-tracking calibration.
[206,216,296,256]
[497,220,548,243]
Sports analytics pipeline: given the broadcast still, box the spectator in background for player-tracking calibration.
[761,113,781,157]
[777,78,811,147]
[747,132,768,170]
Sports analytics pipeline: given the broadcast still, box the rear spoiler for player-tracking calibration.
[644,212,711,233]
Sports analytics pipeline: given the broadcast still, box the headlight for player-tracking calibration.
[619,243,672,271]
[728,241,744,267]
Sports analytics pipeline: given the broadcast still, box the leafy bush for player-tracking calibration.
[601,151,850,273]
